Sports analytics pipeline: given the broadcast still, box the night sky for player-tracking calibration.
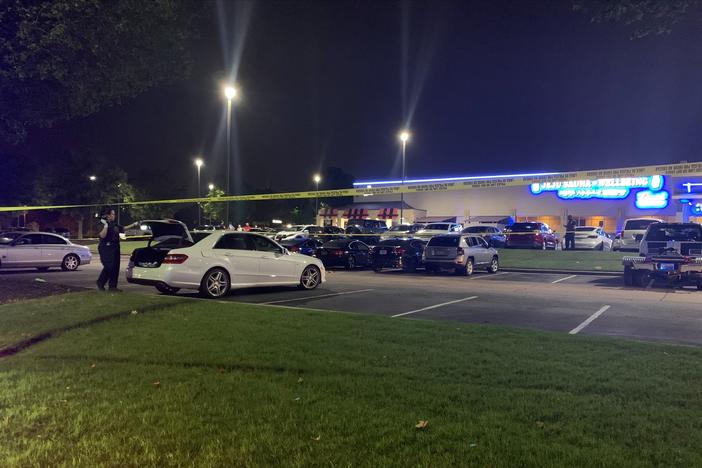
[19,0,702,198]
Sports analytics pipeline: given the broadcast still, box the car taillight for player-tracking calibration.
[457,247,464,256]
[395,247,406,255]
[162,254,188,264]
[289,246,299,252]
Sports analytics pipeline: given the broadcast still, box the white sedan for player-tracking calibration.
[0,231,92,271]
[126,221,326,298]
[573,226,613,251]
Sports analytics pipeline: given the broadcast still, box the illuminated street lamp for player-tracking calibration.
[313,173,322,224]
[208,183,215,191]
[89,175,97,181]
[194,158,204,226]
[397,130,411,223]
[223,85,239,226]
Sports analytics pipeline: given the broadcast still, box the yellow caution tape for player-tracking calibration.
[2,161,701,213]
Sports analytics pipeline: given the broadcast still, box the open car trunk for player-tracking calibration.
[130,220,194,268]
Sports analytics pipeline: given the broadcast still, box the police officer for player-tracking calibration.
[96,207,122,291]
[564,215,577,251]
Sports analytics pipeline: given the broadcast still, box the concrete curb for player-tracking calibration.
[501,267,621,276]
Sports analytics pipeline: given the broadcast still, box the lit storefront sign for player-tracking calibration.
[530,175,669,209]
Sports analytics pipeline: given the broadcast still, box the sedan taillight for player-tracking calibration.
[162,254,188,264]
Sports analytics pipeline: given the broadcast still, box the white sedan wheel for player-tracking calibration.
[62,254,80,271]
[200,268,230,299]
[299,266,321,290]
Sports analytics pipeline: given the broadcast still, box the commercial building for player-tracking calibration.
[317,166,702,234]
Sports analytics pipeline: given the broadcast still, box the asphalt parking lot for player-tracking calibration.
[2,259,701,346]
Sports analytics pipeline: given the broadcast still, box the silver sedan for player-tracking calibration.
[0,231,92,271]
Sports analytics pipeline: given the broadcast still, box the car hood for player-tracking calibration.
[139,220,193,243]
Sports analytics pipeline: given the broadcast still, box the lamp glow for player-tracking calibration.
[313,174,321,184]
[195,158,204,168]
[398,130,411,143]
[208,183,215,191]
[88,175,97,181]
[224,85,238,100]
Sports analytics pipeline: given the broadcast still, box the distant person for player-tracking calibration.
[564,215,577,250]
[243,223,251,232]
[236,224,243,231]
[96,207,122,291]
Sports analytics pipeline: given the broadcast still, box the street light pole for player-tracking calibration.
[398,131,410,224]
[195,158,204,226]
[224,85,238,228]
[313,174,321,224]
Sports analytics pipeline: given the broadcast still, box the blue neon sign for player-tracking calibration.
[530,175,669,209]
[530,175,664,199]
[635,190,669,209]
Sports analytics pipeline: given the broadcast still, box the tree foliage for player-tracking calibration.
[202,187,226,225]
[0,0,203,142]
[573,0,698,39]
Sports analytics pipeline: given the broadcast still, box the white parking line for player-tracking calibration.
[260,288,375,305]
[392,296,478,318]
[569,305,611,335]
[552,274,577,284]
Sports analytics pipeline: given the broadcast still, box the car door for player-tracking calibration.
[354,241,371,265]
[3,233,44,268]
[209,233,260,285]
[475,236,493,263]
[466,236,485,264]
[251,234,299,283]
[41,234,69,266]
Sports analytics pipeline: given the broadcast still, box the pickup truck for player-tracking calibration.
[622,222,702,289]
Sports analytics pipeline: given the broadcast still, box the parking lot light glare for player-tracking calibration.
[89,175,97,181]
[195,158,204,168]
[224,85,238,100]
[208,183,215,191]
[398,130,411,143]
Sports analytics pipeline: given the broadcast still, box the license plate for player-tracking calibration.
[379,249,387,255]
[658,263,675,271]
[432,249,446,256]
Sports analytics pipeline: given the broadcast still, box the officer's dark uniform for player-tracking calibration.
[564,217,577,251]
[97,220,121,290]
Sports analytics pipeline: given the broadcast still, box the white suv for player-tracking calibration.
[618,218,664,251]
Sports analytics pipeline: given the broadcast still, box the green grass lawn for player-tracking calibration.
[1,292,701,466]
[499,249,625,272]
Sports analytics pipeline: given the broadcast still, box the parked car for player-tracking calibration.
[315,238,371,269]
[414,222,463,241]
[504,222,558,249]
[573,226,613,250]
[461,225,506,247]
[371,238,426,272]
[192,225,216,231]
[0,231,91,271]
[345,219,388,244]
[274,225,322,241]
[380,223,426,241]
[50,227,71,238]
[623,222,702,288]
[423,234,499,275]
[280,237,323,256]
[618,218,664,251]
[127,220,325,298]
[124,222,153,237]
[317,225,346,241]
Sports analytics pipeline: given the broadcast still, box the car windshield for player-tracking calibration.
[191,232,212,244]
[425,223,450,230]
[625,219,660,230]
[0,232,22,243]
[464,226,491,233]
[389,225,410,232]
[507,223,540,232]
[646,224,702,242]
[428,236,460,247]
